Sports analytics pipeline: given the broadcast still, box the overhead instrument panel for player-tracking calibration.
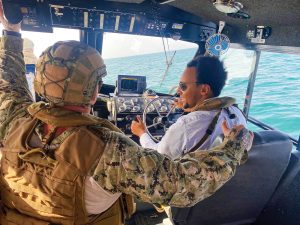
[144,20,169,36]
[8,0,216,42]
[20,4,53,33]
[21,7,39,27]
[50,5,136,33]
[49,4,215,39]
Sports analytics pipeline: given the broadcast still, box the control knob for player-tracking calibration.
[146,104,155,113]
[132,106,141,112]
[124,100,133,106]
[118,105,126,112]
[131,98,139,104]
[117,97,125,103]
[160,105,168,113]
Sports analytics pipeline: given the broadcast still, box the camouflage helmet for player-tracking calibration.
[34,40,107,107]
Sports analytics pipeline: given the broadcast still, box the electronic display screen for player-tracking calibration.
[117,75,146,95]
[120,78,138,92]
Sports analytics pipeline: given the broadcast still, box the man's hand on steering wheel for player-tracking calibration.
[131,115,146,137]
[173,98,185,110]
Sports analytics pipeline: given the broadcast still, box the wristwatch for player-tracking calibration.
[2,30,21,37]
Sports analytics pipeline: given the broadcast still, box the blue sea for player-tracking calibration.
[104,48,300,140]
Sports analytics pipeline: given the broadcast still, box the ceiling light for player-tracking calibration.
[213,0,243,14]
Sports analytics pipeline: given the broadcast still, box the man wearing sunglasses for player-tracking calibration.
[131,56,247,159]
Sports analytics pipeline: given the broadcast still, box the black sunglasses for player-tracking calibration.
[178,81,202,91]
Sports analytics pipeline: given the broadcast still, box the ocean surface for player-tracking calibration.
[104,48,300,139]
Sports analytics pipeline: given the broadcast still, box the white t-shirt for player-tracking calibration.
[140,106,247,159]
[85,176,121,214]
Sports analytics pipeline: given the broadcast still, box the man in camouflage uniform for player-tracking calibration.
[0,3,252,225]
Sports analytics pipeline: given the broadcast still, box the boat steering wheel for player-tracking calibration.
[142,96,177,142]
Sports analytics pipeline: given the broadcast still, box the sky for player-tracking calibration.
[0,26,197,59]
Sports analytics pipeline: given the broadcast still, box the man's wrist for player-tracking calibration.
[0,30,23,52]
[139,132,147,138]
[2,30,21,37]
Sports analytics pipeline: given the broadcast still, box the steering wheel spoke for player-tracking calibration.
[163,125,168,132]
[147,122,162,129]
[166,105,176,117]
[143,96,178,143]
[153,103,162,117]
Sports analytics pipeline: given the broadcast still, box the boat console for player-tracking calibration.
[106,75,182,139]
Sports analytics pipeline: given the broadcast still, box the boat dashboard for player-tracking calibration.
[97,75,183,142]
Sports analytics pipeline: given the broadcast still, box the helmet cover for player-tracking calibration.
[34,41,107,106]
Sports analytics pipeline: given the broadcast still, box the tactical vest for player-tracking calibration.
[0,105,135,225]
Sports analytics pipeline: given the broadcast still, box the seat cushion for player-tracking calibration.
[172,130,293,225]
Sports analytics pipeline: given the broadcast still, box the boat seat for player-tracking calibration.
[172,130,293,225]
[254,150,300,225]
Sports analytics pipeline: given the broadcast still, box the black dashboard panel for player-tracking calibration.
[5,0,216,43]
[50,5,136,32]
[19,3,53,33]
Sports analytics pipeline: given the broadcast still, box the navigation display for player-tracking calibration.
[117,75,146,95]
[121,77,138,92]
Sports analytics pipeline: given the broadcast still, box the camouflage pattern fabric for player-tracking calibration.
[186,96,236,113]
[0,35,32,140]
[90,127,247,207]
[35,41,107,107]
[0,35,249,208]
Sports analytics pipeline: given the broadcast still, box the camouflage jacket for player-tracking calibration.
[0,35,248,208]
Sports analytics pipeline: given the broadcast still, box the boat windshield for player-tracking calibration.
[102,32,198,94]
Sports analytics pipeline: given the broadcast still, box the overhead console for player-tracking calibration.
[7,0,216,43]
[50,5,137,33]
[19,3,53,33]
[49,4,215,41]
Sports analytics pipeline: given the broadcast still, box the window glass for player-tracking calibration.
[102,32,198,94]
[0,26,79,98]
[221,49,299,139]
[220,48,255,106]
[249,52,300,139]
[20,27,79,56]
